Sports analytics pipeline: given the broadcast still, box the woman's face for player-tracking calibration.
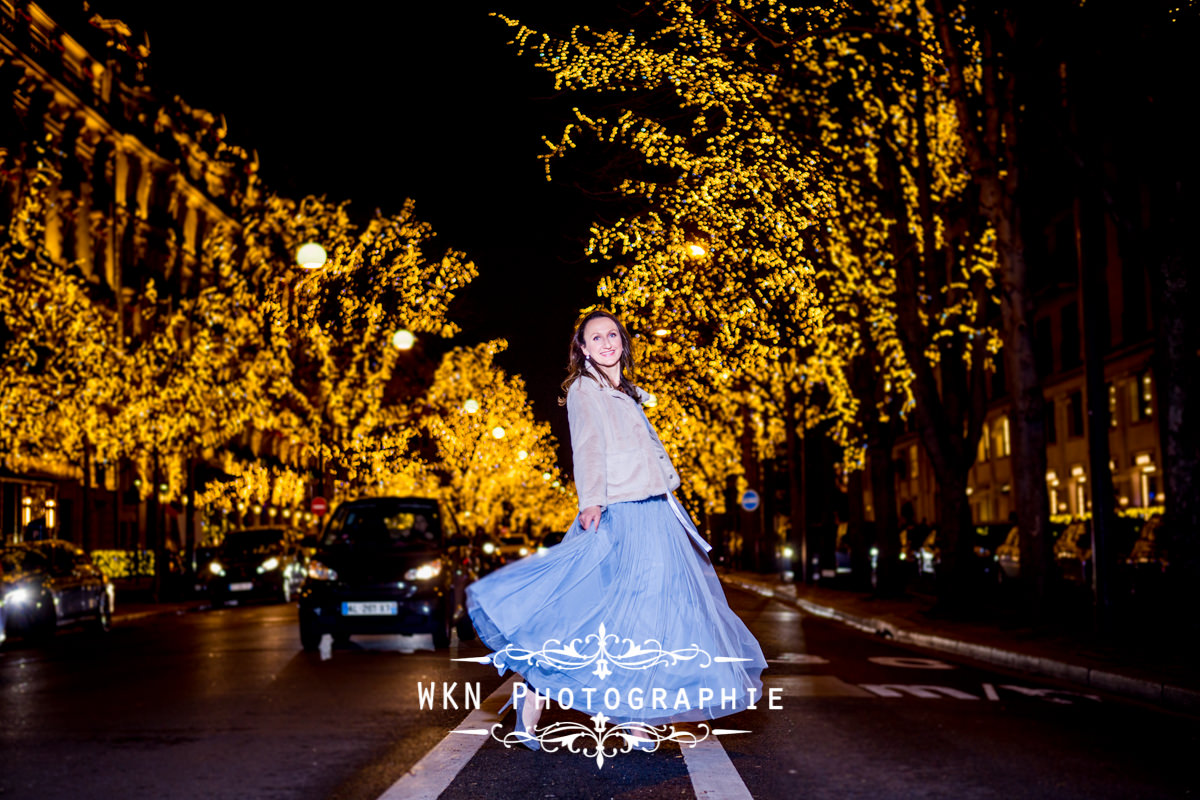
[580,317,623,369]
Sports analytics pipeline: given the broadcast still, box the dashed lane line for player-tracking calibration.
[377,676,517,800]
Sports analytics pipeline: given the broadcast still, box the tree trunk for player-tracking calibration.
[1153,245,1200,632]
[786,385,808,584]
[870,428,902,596]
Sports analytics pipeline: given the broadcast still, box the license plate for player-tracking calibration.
[229,582,254,592]
[342,601,398,616]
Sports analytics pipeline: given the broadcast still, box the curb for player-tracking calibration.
[721,574,1200,715]
[113,602,208,624]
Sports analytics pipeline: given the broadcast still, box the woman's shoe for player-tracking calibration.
[627,734,657,752]
[499,687,541,751]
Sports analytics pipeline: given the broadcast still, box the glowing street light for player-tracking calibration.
[492,426,506,439]
[686,243,707,257]
[464,399,480,414]
[296,242,327,270]
[517,449,528,461]
[392,329,416,350]
[653,328,671,337]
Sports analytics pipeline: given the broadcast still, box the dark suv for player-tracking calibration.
[297,497,477,651]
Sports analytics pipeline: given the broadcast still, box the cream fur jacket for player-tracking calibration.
[566,364,681,512]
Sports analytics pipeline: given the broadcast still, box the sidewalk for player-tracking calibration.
[719,569,1200,715]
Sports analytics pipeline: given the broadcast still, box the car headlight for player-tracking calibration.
[258,557,280,573]
[519,547,529,557]
[4,586,32,606]
[307,560,338,581]
[209,561,226,577]
[482,542,495,554]
[405,561,442,581]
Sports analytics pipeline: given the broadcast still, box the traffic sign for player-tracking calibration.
[740,490,760,512]
[311,496,329,517]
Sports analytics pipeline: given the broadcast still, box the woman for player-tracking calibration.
[465,309,766,752]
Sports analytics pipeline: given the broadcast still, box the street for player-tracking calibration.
[1,584,1196,800]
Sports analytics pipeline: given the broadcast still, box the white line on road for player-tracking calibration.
[376,676,517,800]
[680,734,755,800]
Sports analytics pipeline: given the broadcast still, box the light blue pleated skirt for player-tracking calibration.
[466,496,766,725]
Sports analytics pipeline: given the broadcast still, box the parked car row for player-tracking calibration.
[1,539,113,643]
[2,497,566,652]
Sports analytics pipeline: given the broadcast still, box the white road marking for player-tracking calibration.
[767,675,874,698]
[376,676,517,800]
[860,684,981,699]
[768,652,829,665]
[868,656,956,669]
[680,733,755,800]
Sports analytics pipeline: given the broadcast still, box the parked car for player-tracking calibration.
[202,527,307,605]
[498,533,533,561]
[1,540,113,639]
[297,496,478,651]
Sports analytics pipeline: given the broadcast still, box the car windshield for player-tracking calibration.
[0,547,49,574]
[221,530,286,557]
[321,502,441,552]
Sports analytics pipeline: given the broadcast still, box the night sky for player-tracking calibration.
[40,0,632,458]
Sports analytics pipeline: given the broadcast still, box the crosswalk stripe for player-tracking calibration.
[376,676,517,800]
[680,734,755,800]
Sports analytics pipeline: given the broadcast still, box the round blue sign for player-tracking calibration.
[740,490,760,512]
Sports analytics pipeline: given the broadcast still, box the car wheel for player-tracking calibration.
[432,601,452,649]
[456,615,478,642]
[89,594,112,634]
[299,615,322,652]
[31,599,58,639]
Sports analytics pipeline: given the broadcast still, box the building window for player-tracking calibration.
[990,416,1011,459]
[1046,399,1058,444]
[1067,391,1085,438]
[1129,371,1154,422]
[978,421,991,463]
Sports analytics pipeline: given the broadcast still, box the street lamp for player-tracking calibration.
[492,426,505,439]
[464,399,479,414]
[392,329,416,350]
[296,242,327,270]
[687,243,707,257]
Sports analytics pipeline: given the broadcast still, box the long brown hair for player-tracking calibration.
[558,308,638,405]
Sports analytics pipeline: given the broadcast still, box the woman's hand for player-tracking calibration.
[579,505,603,531]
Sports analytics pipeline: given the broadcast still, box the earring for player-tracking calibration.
[585,353,590,361]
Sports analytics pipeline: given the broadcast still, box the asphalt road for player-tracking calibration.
[1,587,1196,799]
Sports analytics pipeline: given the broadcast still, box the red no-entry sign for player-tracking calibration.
[311,496,329,517]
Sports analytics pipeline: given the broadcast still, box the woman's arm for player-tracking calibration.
[566,386,607,525]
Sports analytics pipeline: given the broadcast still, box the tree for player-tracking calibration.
[501,2,1002,597]
[419,339,575,534]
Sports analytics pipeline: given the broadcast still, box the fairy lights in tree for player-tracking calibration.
[419,339,575,533]
[501,2,1002,557]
